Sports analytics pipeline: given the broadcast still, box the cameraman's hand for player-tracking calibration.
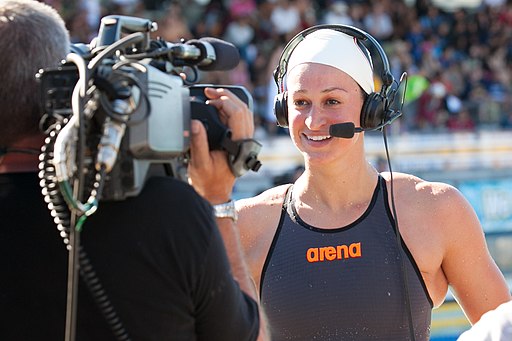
[203,87,254,140]
[188,87,254,204]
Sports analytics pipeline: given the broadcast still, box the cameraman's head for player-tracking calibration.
[0,0,69,147]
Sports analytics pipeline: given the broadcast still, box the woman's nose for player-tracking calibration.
[304,105,328,130]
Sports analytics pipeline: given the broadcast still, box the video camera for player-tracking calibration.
[37,15,262,207]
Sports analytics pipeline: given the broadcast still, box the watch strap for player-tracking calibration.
[212,199,238,222]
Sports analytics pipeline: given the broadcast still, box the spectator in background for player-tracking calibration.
[416,79,448,131]
[406,20,426,69]
[295,0,317,29]
[447,107,476,132]
[363,1,393,41]
[229,0,257,19]
[155,1,193,42]
[67,8,94,43]
[419,4,446,36]
[347,1,366,28]
[79,0,101,35]
[223,12,256,66]
[322,1,353,25]
[270,0,301,36]
[109,0,143,15]
[191,1,226,38]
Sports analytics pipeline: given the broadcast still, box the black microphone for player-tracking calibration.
[330,110,403,139]
[329,122,364,138]
[184,37,240,71]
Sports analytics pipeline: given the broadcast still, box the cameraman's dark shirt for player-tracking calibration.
[0,172,259,341]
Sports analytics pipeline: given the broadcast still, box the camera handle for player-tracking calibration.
[220,134,262,177]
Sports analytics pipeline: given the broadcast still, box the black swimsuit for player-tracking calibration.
[260,176,433,340]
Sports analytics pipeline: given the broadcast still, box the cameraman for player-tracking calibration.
[0,1,264,340]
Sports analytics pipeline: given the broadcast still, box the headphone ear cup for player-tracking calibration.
[274,91,289,127]
[360,92,386,129]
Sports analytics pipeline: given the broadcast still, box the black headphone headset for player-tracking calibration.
[273,24,404,130]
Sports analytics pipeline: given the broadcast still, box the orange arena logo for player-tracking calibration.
[306,242,362,263]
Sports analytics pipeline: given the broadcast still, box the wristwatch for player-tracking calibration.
[213,200,238,222]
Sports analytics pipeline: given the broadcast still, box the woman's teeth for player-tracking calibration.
[307,135,331,141]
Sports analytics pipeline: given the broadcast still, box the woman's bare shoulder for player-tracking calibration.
[236,184,291,211]
[235,184,290,227]
[380,171,458,195]
[380,171,471,220]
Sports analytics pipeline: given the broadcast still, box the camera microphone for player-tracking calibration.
[170,37,240,71]
[329,122,364,139]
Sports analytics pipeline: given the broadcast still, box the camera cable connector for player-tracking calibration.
[96,101,130,173]
[52,114,98,219]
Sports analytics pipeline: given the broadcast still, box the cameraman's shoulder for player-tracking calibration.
[145,175,190,191]
[144,176,206,205]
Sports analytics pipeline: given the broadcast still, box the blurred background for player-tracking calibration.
[41,0,512,339]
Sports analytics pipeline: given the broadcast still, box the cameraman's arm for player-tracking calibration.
[189,117,254,288]
[188,88,269,341]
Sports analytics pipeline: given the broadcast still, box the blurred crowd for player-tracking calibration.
[42,0,512,136]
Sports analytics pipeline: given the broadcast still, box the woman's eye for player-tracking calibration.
[294,99,308,107]
[327,99,340,105]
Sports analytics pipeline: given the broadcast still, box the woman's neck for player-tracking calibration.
[295,160,379,210]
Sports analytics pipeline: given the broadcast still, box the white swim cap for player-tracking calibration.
[286,29,375,94]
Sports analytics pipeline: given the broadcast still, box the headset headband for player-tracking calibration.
[273,24,394,95]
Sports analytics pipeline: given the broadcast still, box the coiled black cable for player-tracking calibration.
[39,120,131,341]
[39,122,72,247]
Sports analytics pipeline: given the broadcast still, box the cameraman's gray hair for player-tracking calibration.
[0,0,70,146]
